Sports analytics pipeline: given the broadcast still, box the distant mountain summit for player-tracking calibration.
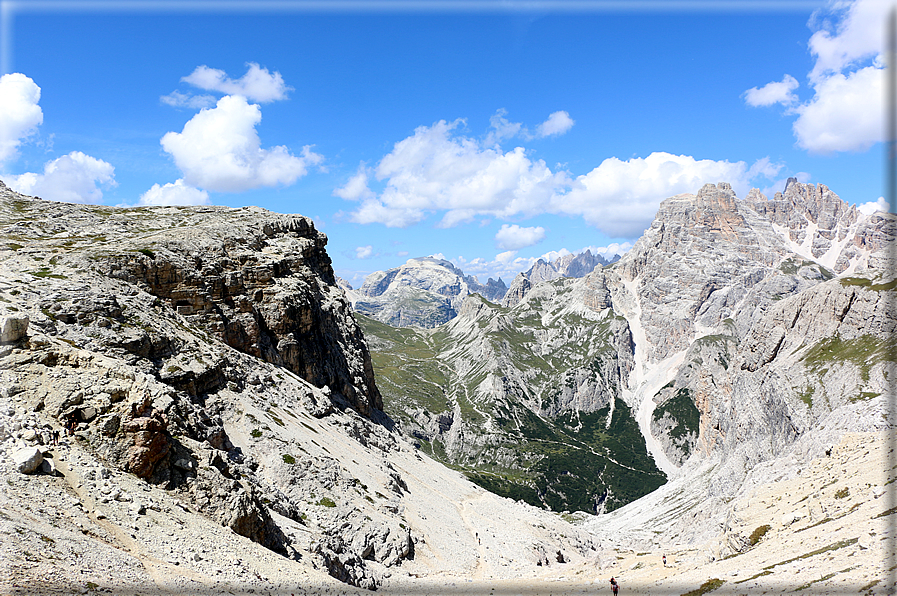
[502,249,618,307]
[345,256,507,328]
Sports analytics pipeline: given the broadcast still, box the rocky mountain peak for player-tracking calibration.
[501,249,614,307]
[349,256,507,328]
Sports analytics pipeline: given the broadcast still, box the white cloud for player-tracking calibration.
[0,73,43,166]
[334,166,375,201]
[807,0,884,83]
[346,119,566,228]
[181,63,291,103]
[160,90,216,110]
[551,152,757,238]
[744,74,799,107]
[160,94,323,193]
[858,196,890,215]
[792,65,882,153]
[355,245,374,259]
[745,0,887,153]
[2,151,114,204]
[139,179,210,206]
[485,109,523,145]
[340,117,773,238]
[535,111,574,137]
[495,224,545,250]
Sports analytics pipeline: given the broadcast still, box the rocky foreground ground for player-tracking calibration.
[2,422,892,595]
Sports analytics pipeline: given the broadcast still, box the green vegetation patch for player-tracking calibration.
[282,454,295,465]
[749,524,770,545]
[137,248,156,259]
[802,334,897,382]
[653,387,700,455]
[834,487,849,499]
[680,578,725,596]
[30,267,67,279]
[250,429,262,438]
[840,276,897,292]
[317,497,336,508]
[798,385,815,408]
[361,308,665,515]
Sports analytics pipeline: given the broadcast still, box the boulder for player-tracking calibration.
[0,315,28,343]
[12,446,43,474]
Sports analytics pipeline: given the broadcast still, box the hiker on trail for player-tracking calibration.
[610,576,619,595]
[663,554,667,566]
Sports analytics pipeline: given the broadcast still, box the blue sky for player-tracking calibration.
[0,0,888,287]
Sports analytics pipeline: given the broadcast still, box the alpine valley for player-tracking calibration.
[0,178,893,595]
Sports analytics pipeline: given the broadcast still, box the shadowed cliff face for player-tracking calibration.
[92,214,382,417]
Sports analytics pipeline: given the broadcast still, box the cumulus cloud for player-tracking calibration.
[355,245,374,259]
[744,75,800,107]
[551,152,758,238]
[2,151,115,204]
[745,0,886,153]
[181,63,291,103]
[807,0,884,82]
[345,119,566,228]
[858,196,890,215]
[792,65,882,152]
[485,109,524,145]
[161,94,323,193]
[339,117,775,238]
[535,111,574,138]
[495,224,545,250]
[139,179,210,206]
[160,90,217,110]
[333,166,375,201]
[0,73,43,166]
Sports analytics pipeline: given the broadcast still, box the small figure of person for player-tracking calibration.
[610,576,619,595]
[663,554,667,566]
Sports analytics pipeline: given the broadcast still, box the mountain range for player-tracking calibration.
[0,178,893,594]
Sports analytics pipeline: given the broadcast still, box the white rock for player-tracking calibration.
[0,315,28,343]
[12,446,43,473]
